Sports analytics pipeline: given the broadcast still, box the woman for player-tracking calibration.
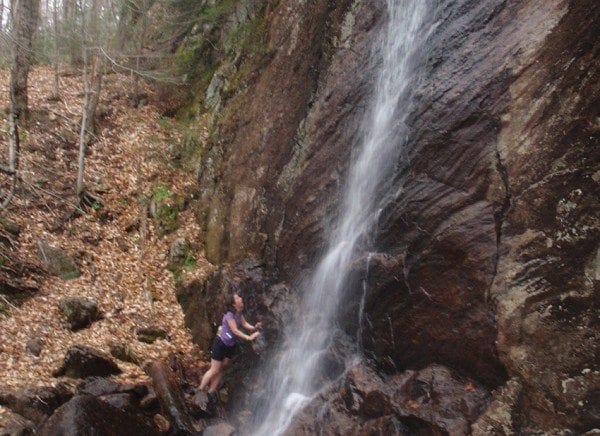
[200,292,261,394]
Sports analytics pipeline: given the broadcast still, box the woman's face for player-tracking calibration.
[233,294,244,312]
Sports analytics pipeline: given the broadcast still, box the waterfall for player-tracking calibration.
[251,1,430,434]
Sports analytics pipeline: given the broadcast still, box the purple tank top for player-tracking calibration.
[219,311,242,346]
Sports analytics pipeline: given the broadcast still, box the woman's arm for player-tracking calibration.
[227,317,259,341]
[240,315,262,331]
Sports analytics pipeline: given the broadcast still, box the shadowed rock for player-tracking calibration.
[38,395,160,436]
[109,342,141,364]
[0,383,73,425]
[58,297,101,330]
[285,361,489,435]
[53,345,121,379]
[25,337,43,356]
[202,422,235,436]
[36,241,80,280]
[136,326,168,344]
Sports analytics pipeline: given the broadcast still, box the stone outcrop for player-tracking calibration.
[52,345,122,379]
[38,395,160,436]
[0,383,73,425]
[279,361,490,435]
[181,0,599,432]
[36,241,80,280]
[2,357,231,435]
[58,297,101,330]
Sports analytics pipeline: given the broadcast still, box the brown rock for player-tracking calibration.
[202,422,235,436]
[25,337,43,356]
[36,241,80,280]
[0,383,73,425]
[58,297,101,331]
[53,345,122,379]
[136,326,168,344]
[38,395,159,436]
[184,0,598,432]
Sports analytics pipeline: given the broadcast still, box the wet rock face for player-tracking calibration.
[286,361,490,435]
[191,0,599,431]
[196,0,366,265]
[177,258,271,350]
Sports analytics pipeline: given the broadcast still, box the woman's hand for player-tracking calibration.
[254,322,262,330]
[249,331,260,341]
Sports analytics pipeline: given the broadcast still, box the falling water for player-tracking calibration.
[251,1,430,434]
[357,252,374,352]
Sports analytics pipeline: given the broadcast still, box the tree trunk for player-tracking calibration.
[76,44,89,199]
[62,0,79,66]
[9,0,41,120]
[1,100,20,209]
[51,0,59,98]
[86,56,103,135]
[146,361,196,435]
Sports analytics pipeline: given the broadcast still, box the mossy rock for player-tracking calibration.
[0,216,20,236]
[36,241,80,280]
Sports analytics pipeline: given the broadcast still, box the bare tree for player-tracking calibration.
[75,0,105,205]
[51,0,59,98]
[0,99,19,209]
[9,0,40,120]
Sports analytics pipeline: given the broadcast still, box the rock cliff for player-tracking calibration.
[181,0,599,432]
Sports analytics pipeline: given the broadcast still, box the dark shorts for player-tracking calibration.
[211,336,237,361]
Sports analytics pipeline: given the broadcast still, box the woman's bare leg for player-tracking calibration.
[200,359,223,391]
[209,357,230,392]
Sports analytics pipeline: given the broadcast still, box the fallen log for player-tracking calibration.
[145,360,197,435]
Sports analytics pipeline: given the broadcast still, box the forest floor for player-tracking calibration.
[0,66,214,417]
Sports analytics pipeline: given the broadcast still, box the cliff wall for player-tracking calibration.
[182,0,599,431]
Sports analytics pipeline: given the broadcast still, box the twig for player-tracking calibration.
[97,47,182,84]
[0,294,18,311]
[418,287,433,301]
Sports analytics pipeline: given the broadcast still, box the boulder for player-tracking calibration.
[0,383,73,425]
[99,393,137,414]
[472,378,523,436]
[109,342,141,364]
[0,216,20,236]
[58,297,101,330]
[77,377,120,397]
[53,345,122,379]
[136,326,168,344]
[169,237,192,264]
[0,411,35,436]
[187,390,211,418]
[38,395,160,436]
[202,422,235,436]
[25,337,43,357]
[285,361,490,435]
[36,241,80,280]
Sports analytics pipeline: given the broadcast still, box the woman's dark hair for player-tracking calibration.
[225,282,242,312]
[225,293,237,312]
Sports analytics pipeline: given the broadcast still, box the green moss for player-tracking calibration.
[167,245,196,283]
[0,298,10,317]
[201,0,235,23]
[144,185,187,237]
[226,15,269,57]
